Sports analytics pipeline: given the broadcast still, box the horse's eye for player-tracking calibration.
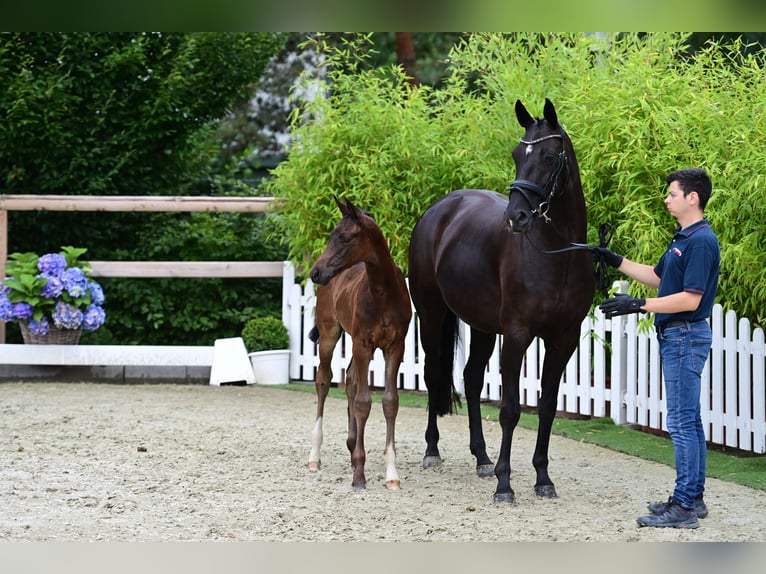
[338,233,352,244]
[544,152,556,162]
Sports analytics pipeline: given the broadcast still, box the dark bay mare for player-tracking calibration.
[408,99,595,503]
[308,197,412,490]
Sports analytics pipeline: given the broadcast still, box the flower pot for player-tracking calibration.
[19,323,83,345]
[248,349,290,385]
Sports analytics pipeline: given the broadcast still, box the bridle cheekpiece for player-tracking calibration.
[507,133,568,223]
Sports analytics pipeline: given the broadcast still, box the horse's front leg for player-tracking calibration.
[309,326,340,471]
[381,344,403,490]
[493,338,527,504]
[349,347,372,489]
[464,329,496,478]
[533,334,578,498]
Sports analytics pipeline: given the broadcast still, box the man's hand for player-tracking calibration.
[599,293,646,317]
[592,246,624,268]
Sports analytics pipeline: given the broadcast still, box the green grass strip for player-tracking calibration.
[283,383,766,491]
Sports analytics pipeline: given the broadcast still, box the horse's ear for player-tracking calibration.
[543,98,558,128]
[344,199,365,221]
[515,100,534,129]
[334,195,348,216]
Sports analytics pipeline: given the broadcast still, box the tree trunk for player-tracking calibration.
[395,32,418,86]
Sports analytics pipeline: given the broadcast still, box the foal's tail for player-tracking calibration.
[430,310,463,416]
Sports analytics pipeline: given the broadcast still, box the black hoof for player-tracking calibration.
[476,463,495,478]
[493,491,517,505]
[422,455,442,469]
[535,484,557,498]
[352,481,366,490]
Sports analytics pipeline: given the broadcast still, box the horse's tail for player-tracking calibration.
[308,325,319,344]
[430,310,463,416]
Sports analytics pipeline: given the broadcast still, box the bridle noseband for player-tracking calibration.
[507,133,568,223]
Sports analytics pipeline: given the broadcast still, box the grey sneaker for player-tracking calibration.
[647,496,708,519]
[637,499,699,529]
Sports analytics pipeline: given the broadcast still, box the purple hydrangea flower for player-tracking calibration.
[37,253,67,276]
[12,302,34,321]
[82,304,106,331]
[88,282,105,305]
[40,275,64,299]
[61,268,88,298]
[28,317,50,336]
[0,294,13,322]
[52,301,83,329]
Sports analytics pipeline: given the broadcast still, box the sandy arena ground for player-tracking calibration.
[1,382,765,542]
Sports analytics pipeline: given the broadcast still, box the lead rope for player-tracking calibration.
[530,222,614,295]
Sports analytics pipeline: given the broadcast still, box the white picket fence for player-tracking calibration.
[282,264,766,454]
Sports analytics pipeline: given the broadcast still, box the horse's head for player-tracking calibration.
[504,98,571,234]
[309,197,377,285]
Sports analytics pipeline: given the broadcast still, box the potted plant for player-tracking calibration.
[0,246,106,344]
[241,315,290,385]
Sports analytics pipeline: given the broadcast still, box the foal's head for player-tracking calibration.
[309,197,379,286]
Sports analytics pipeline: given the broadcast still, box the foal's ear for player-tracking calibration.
[543,98,559,129]
[515,99,534,129]
[334,196,362,221]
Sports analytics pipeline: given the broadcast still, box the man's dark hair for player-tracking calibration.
[666,168,712,210]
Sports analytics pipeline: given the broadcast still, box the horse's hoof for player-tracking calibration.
[385,479,401,490]
[422,455,442,469]
[535,484,558,498]
[352,481,366,490]
[308,461,320,471]
[476,463,495,478]
[493,491,517,505]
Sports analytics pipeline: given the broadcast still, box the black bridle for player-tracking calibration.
[506,133,568,223]
[507,131,615,295]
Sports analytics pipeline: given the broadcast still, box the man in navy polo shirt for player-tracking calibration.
[595,167,720,529]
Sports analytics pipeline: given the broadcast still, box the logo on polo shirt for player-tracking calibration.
[672,247,682,257]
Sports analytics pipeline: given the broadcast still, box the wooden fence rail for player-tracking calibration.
[0,194,282,343]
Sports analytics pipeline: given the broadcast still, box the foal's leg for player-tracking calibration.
[464,328,496,477]
[381,343,404,490]
[308,323,341,471]
[348,343,373,489]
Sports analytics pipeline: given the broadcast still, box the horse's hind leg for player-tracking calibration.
[419,305,457,470]
[464,328,496,478]
[308,323,341,472]
[381,345,404,490]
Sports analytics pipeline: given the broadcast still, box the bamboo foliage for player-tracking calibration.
[266,33,766,326]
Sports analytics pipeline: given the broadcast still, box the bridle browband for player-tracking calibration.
[507,133,567,223]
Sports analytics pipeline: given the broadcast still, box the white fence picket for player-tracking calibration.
[283,265,766,454]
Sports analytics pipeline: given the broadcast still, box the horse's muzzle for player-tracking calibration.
[309,266,330,286]
[504,208,533,234]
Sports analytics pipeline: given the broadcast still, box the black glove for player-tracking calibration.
[599,293,646,317]
[592,246,624,268]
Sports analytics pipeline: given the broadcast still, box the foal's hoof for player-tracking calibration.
[308,461,320,472]
[385,479,401,490]
[422,455,442,469]
[535,484,558,498]
[352,481,367,490]
[493,491,517,505]
[476,463,495,478]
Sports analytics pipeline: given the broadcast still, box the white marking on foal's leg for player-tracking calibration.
[383,440,400,490]
[308,416,323,471]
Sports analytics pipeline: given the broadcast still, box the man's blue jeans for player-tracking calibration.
[658,320,712,509]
